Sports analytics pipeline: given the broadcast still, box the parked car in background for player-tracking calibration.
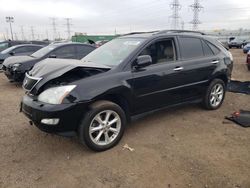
[0,44,43,69]
[228,39,243,49]
[0,40,49,52]
[243,43,250,54]
[246,52,250,70]
[21,30,233,151]
[2,42,95,82]
[95,40,109,48]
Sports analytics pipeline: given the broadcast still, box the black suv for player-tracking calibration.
[2,42,95,82]
[21,30,233,151]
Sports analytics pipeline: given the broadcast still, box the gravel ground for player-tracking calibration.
[0,49,249,188]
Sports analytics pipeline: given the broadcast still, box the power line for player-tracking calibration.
[190,0,203,31]
[169,0,182,30]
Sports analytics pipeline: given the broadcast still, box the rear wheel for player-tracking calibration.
[203,79,226,110]
[248,65,250,71]
[78,100,126,151]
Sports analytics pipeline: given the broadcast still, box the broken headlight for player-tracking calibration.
[12,63,21,71]
[37,85,76,104]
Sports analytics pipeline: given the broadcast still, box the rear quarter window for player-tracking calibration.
[201,40,214,56]
[179,37,204,59]
[207,41,221,55]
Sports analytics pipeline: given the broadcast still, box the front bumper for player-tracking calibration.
[21,95,89,135]
[3,66,25,82]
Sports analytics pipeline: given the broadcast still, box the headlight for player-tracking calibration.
[12,63,21,71]
[38,85,76,104]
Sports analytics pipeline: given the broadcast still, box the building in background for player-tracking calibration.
[72,33,118,44]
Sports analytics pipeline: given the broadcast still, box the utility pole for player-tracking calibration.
[169,0,181,30]
[5,16,14,40]
[50,17,57,40]
[65,18,72,40]
[190,0,203,30]
[30,26,35,40]
[20,25,25,40]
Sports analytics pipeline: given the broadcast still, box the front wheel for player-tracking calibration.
[203,79,226,110]
[78,100,126,151]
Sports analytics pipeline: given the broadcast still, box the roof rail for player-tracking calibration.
[121,31,158,36]
[156,30,206,35]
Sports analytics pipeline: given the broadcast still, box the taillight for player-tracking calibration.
[233,111,240,117]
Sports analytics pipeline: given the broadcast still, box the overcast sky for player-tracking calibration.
[0,0,249,40]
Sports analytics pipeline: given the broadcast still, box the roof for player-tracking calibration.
[12,44,44,48]
[49,42,94,48]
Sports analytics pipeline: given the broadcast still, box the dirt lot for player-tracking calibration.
[0,49,249,188]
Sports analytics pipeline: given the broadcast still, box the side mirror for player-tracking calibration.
[48,54,57,58]
[133,55,152,70]
[9,51,15,56]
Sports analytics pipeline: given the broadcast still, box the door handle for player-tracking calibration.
[211,60,219,64]
[173,67,184,71]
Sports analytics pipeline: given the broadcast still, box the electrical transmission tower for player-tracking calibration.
[169,0,181,30]
[190,0,203,30]
[50,17,57,40]
[65,18,73,40]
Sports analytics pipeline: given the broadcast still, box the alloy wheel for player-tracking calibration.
[209,83,224,107]
[89,110,121,146]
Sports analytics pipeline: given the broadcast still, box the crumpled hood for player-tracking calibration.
[3,55,35,67]
[24,58,111,94]
[29,58,111,78]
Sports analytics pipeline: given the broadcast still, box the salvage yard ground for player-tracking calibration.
[0,49,249,188]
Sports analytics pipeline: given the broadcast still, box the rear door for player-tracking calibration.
[176,36,220,100]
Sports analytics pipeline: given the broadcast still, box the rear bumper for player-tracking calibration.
[21,95,89,135]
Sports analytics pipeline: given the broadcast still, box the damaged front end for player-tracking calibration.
[21,58,111,135]
[23,58,111,96]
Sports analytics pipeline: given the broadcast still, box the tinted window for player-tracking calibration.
[202,40,214,56]
[179,37,203,59]
[53,46,76,59]
[139,39,175,64]
[15,47,29,53]
[207,42,220,55]
[25,46,41,52]
[76,45,94,59]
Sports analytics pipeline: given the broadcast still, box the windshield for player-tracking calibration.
[31,45,56,58]
[82,38,145,67]
[0,46,17,54]
[0,42,9,52]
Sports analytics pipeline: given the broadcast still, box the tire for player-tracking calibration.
[78,100,126,151]
[248,65,250,71]
[202,79,226,110]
